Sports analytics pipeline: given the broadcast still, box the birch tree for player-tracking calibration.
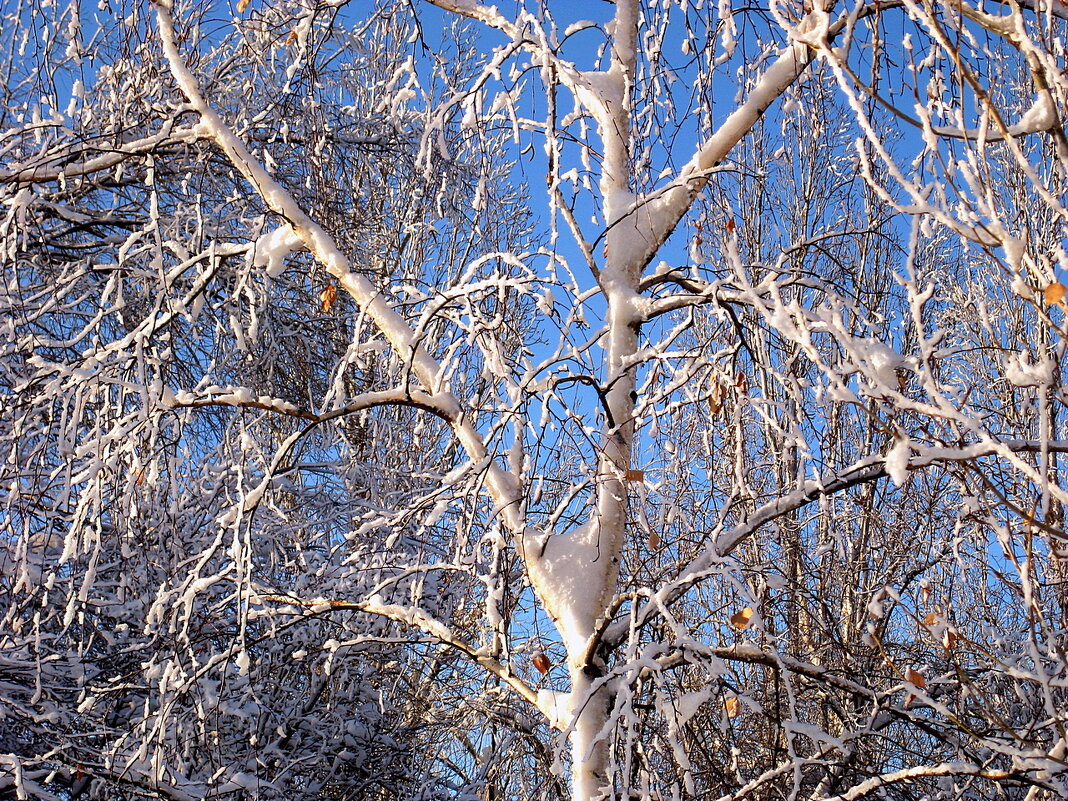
[6,0,1068,800]
[0,2,532,798]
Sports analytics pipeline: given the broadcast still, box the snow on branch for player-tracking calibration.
[0,124,205,185]
[603,438,1068,650]
[255,592,543,712]
[150,0,527,537]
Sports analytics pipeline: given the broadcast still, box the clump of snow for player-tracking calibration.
[523,520,605,656]
[786,721,848,754]
[1002,236,1025,271]
[1012,93,1056,134]
[885,438,911,487]
[563,20,595,38]
[537,688,573,730]
[1005,351,1053,387]
[675,687,712,725]
[1010,274,1033,300]
[857,338,903,389]
[252,223,303,277]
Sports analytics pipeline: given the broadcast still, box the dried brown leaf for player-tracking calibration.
[320,283,338,312]
[1046,281,1067,305]
[905,667,926,689]
[729,606,754,630]
[708,382,725,415]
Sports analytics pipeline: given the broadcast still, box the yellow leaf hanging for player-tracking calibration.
[729,607,754,630]
[1045,281,1066,305]
[905,667,926,689]
[320,283,338,312]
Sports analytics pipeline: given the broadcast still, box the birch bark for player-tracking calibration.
[151,3,852,799]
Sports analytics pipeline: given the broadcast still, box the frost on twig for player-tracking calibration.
[6,0,1068,799]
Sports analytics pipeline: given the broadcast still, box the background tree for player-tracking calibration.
[0,1,534,798]
[6,0,1068,800]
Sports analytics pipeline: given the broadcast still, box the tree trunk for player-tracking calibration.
[570,667,611,801]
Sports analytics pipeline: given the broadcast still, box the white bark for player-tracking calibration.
[45,0,1059,797]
